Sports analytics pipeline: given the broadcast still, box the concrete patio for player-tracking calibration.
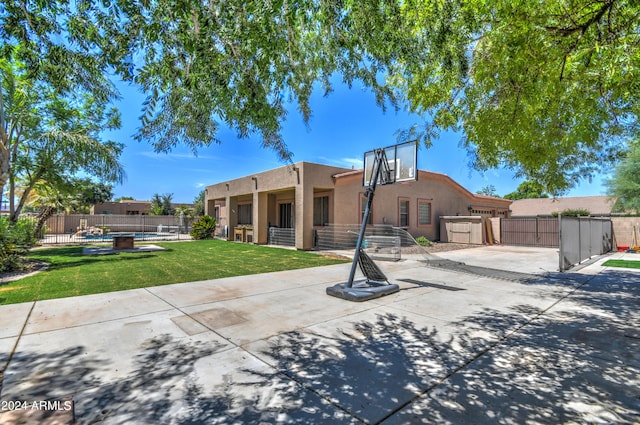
[0,246,638,424]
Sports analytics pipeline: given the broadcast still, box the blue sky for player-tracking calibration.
[105,80,610,204]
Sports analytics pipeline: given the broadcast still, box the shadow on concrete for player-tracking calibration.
[391,270,640,424]
[1,335,226,424]
[2,270,638,424]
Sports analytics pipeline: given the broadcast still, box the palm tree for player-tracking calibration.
[25,180,77,238]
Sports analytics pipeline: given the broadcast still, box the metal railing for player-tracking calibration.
[41,214,193,244]
[314,224,427,261]
[268,227,295,246]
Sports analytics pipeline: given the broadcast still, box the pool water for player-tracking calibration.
[77,232,163,240]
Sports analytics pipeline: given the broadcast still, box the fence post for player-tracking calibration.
[558,213,564,272]
[577,215,582,266]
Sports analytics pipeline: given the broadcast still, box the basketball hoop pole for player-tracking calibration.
[346,148,388,288]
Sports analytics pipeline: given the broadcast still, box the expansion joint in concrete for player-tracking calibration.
[374,272,599,424]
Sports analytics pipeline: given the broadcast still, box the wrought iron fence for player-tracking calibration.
[40,214,193,244]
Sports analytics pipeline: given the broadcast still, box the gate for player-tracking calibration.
[501,217,559,248]
[559,216,613,271]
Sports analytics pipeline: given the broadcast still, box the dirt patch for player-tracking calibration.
[0,260,49,284]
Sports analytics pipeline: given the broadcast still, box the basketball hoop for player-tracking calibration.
[327,141,417,302]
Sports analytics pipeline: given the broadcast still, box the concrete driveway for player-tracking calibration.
[0,246,638,424]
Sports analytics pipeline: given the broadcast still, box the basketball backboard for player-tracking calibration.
[363,141,417,187]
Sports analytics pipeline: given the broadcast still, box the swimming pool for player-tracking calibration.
[75,232,165,240]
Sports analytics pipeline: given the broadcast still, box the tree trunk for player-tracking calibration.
[34,206,56,240]
[0,142,9,209]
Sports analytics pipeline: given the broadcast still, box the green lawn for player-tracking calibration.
[0,240,349,305]
[602,259,640,269]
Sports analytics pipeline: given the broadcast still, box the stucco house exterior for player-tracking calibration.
[205,162,511,250]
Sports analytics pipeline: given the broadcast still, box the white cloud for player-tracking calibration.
[340,157,364,169]
[317,156,363,169]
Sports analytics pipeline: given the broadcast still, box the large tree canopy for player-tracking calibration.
[1,56,124,221]
[504,181,550,200]
[396,0,639,194]
[606,139,640,212]
[2,0,638,195]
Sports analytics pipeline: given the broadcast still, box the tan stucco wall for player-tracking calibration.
[205,162,352,249]
[333,170,510,241]
[204,163,511,247]
[91,201,151,215]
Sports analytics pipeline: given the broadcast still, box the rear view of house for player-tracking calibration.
[205,162,510,250]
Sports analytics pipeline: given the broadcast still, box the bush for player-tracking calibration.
[0,217,37,272]
[190,215,217,240]
[552,209,591,217]
[415,236,432,247]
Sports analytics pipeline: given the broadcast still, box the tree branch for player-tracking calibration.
[545,0,615,36]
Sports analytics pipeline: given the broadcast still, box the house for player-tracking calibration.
[509,196,616,217]
[204,162,511,250]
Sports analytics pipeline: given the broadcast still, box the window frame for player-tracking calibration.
[417,199,433,227]
[398,197,410,228]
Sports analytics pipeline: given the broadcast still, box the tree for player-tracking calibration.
[606,140,640,212]
[6,93,124,221]
[3,1,637,195]
[1,52,124,222]
[24,178,79,239]
[114,196,134,202]
[161,193,175,216]
[150,192,174,216]
[1,7,122,194]
[504,181,550,201]
[21,177,112,215]
[477,185,498,197]
[193,190,205,217]
[174,205,195,233]
[149,193,164,216]
[395,0,639,194]
[68,179,113,214]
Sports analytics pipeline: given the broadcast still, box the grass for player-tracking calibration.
[0,240,349,305]
[602,259,640,269]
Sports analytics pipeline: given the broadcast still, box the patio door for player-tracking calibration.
[279,202,294,228]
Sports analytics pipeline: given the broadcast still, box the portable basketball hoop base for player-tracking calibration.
[326,281,400,302]
[327,141,416,302]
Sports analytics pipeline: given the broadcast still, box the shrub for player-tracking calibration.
[415,236,432,247]
[0,217,37,272]
[190,215,217,240]
[552,209,591,217]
